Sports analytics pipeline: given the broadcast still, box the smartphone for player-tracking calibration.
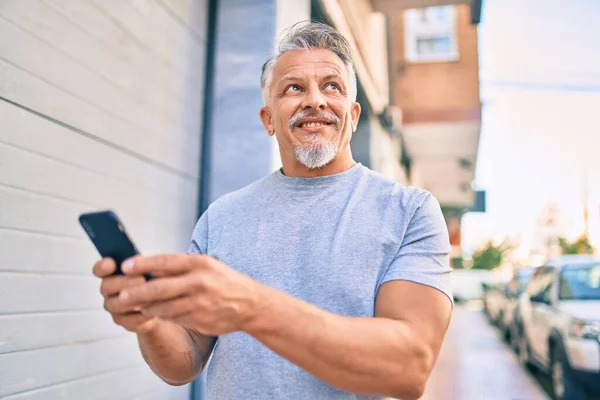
[79,210,152,279]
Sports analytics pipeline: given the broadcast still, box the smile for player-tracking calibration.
[298,121,332,128]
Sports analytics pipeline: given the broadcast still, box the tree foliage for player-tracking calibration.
[558,235,594,255]
[471,240,513,270]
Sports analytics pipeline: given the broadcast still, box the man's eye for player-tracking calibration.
[287,84,302,93]
[326,83,340,91]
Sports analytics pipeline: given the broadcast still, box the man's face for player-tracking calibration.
[260,49,361,169]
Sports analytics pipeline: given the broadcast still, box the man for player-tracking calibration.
[93,23,453,400]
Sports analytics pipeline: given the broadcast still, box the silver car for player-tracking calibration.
[516,255,600,400]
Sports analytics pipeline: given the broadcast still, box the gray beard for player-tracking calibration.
[293,143,338,169]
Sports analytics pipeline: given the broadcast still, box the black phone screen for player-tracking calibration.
[79,210,140,275]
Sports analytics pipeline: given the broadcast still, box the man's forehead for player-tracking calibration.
[273,49,346,81]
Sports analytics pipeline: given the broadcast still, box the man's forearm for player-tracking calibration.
[243,287,434,399]
[137,321,206,385]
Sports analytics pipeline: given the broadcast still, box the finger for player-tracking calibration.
[93,258,117,278]
[100,275,147,297]
[122,254,207,277]
[142,296,195,319]
[104,296,144,314]
[119,274,196,306]
[112,312,154,331]
[105,299,142,314]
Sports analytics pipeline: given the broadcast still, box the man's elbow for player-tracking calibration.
[389,377,426,400]
[153,366,203,387]
[391,383,426,400]
[390,344,435,399]
[161,375,197,387]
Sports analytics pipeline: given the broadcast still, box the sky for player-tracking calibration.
[461,0,600,255]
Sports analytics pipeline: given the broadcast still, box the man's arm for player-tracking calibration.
[137,209,216,386]
[123,255,450,397]
[243,191,452,399]
[137,322,217,386]
[243,280,451,400]
[93,257,217,386]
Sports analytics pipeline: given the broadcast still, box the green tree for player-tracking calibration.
[451,257,465,269]
[558,235,594,255]
[471,240,513,270]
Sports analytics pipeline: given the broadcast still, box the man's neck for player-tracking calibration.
[280,154,357,178]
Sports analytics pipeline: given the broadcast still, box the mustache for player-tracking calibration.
[288,110,341,131]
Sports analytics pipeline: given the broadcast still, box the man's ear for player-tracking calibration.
[260,107,274,136]
[350,102,361,132]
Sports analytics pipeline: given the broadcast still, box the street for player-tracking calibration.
[420,303,551,400]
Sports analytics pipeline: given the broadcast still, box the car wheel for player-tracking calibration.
[551,346,587,400]
[503,324,511,343]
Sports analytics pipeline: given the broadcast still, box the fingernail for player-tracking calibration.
[120,290,129,302]
[122,258,134,273]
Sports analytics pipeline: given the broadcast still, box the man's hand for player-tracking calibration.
[118,254,264,336]
[93,258,159,334]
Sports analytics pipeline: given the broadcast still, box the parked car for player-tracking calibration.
[501,266,537,341]
[482,266,513,324]
[483,281,509,324]
[515,255,600,400]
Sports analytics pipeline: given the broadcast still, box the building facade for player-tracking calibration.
[383,0,484,263]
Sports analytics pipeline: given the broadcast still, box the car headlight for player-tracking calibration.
[569,319,600,339]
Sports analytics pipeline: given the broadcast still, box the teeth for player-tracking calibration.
[300,122,327,128]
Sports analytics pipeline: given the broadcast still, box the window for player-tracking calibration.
[540,278,554,302]
[559,263,600,300]
[507,268,535,296]
[404,6,459,63]
[525,271,543,296]
[526,267,555,300]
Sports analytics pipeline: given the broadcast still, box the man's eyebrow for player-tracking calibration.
[278,76,302,84]
[322,73,343,81]
[277,73,344,86]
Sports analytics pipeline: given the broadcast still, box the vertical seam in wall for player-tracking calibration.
[197,0,220,218]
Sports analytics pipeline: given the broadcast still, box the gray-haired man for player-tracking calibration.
[93,23,453,400]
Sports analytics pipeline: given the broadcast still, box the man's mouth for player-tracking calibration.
[297,121,333,128]
[289,111,341,131]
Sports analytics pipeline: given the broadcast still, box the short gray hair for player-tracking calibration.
[260,22,358,105]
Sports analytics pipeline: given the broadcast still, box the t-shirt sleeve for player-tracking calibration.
[187,210,209,255]
[379,192,453,305]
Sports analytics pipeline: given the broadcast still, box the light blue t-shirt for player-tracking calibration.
[188,163,452,400]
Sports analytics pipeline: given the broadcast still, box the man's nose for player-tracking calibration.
[301,86,327,110]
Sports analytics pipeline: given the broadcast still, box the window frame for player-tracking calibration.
[404,5,460,63]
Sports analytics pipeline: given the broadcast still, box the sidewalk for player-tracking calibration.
[420,303,550,400]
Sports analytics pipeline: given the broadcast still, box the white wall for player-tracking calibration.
[270,0,311,173]
[0,0,207,398]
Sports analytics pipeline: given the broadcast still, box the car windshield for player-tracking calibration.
[517,269,535,290]
[559,263,600,300]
